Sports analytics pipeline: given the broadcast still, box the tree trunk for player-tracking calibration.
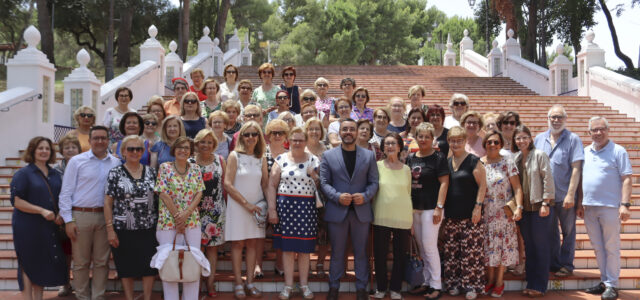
[105,0,115,81]
[214,0,231,47]
[524,0,538,62]
[598,0,635,70]
[116,5,133,67]
[37,0,54,64]
[180,0,190,61]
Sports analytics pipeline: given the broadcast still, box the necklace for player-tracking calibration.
[197,154,214,166]
[174,162,189,176]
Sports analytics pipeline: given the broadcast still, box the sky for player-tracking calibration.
[170,0,639,69]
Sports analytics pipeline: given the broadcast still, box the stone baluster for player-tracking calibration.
[63,49,101,126]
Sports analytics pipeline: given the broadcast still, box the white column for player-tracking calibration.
[165,40,184,89]
[213,38,224,76]
[3,25,56,159]
[459,29,474,67]
[576,31,605,96]
[443,33,456,66]
[487,40,503,77]
[502,29,521,77]
[197,26,214,78]
[241,33,252,66]
[139,25,165,99]
[228,28,241,51]
[549,44,573,95]
[63,49,101,126]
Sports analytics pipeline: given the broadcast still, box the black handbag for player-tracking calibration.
[404,235,424,286]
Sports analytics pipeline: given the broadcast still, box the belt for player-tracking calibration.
[72,206,104,212]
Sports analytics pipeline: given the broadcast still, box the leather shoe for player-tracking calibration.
[601,287,618,300]
[356,289,368,300]
[326,287,339,300]
[585,282,606,295]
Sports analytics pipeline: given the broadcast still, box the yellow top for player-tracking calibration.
[373,161,413,229]
[76,132,90,153]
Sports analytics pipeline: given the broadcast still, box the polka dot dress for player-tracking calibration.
[272,153,319,253]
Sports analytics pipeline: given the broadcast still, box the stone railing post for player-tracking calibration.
[139,25,165,98]
[213,38,224,76]
[241,33,252,66]
[443,33,456,66]
[502,29,521,77]
[228,28,241,51]
[63,49,101,126]
[165,41,183,89]
[549,44,573,95]
[5,25,56,136]
[576,31,605,96]
[197,26,215,78]
[487,40,503,76]
[459,29,474,66]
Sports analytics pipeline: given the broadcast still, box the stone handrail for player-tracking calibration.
[223,48,241,66]
[506,56,549,79]
[463,49,489,76]
[182,52,212,78]
[505,56,549,95]
[99,60,160,119]
[588,66,640,121]
[0,87,40,112]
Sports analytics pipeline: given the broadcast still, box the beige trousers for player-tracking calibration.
[71,211,110,300]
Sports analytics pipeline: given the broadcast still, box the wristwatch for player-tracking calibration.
[541,202,549,207]
[475,202,483,207]
[517,205,524,210]
[436,203,444,209]
[621,203,631,208]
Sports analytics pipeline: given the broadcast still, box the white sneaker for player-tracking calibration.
[449,287,461,296]
[371,290,386,299]
[390,290,403,299]
[466,291,478,300]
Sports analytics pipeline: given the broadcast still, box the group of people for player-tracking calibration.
[10,63,632,300]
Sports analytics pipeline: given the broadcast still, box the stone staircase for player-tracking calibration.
[0,65,639,293]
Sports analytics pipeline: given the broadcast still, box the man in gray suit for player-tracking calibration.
[320,118,379,300]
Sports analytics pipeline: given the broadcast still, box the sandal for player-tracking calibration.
[279,285,293,300]
[245,283,262,298]
[301,285,315,299]
[554,267,572,277]
[315,263,325,278]
[527,290,544,298]
[234,284,246,300]
[490,285,505,297]
[425,289,442,300]
[483,283,495,295]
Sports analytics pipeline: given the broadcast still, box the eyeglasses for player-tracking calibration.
[486,140,501,146]
[465,121,479,126]
[283,72,295,77]
[242,132,260,138]
[118,94,131,98]
[374,115,388,120]
[244,113,260,119]
[277,95,289,100]
[290,139,306,144]
[316,83,328,87]
[261,70,273,75]
[239,86,252,91]
[428,113,442,118]
[183,99,198,104]
[270,131,286,137]
[176,146,191,151]
[590,127,608,133]
[144,121,157,126]
[302,97,315,102]
[548,115,565,121]
[384,141,398,146]
[452,101,466,106]
[174,86,187,91]
[355,94,367,99]
[337,105,351,110]
[225,70,237,74]
[91,136,108,141]
[126,147,144,153]
[341,83,352,88]
[79,113,94,118]
[502,120,517,126]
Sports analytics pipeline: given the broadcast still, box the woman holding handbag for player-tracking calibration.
[154,136,205,300]
[104,135,158,300]
[480,130,523,297]
[371,132,413,300]
[10,137,68,300]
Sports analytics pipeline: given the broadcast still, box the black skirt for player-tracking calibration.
[111,229,159,278]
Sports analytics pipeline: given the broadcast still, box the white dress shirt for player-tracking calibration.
[59,150,121,223]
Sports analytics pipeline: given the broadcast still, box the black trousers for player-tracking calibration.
[372,225,410,292]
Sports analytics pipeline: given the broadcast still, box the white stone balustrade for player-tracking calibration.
[165,41,183,90]
[549,44,574,96]
[241,33,252,66]
[443,34,456,66]
[63,49,101,126]
[487,40,502,77]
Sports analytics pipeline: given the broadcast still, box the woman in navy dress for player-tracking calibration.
[10,137,67,299]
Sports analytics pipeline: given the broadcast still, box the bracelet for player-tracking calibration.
[475,202,483,207]
[106,223,113,227]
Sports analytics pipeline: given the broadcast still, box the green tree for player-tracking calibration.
[473,0,502,54]
[0,0,36,58]
[550,0,597,57]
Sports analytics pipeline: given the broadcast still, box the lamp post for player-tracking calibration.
[468,0,490,54]
[257,31,271,63]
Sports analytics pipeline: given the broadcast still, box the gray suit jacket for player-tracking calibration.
[319,145,379,223]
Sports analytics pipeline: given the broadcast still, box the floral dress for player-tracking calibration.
[154,162,205,230]
[483,157,519,267]
[189,156,226,247]
[105,165,158,230]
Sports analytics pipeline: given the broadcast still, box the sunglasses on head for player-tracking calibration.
[144,121,157,126]
[79,113,94,118]
[126,147,144,153]
[242,132,260,138]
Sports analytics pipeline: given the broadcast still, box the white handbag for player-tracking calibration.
[159,233,201,282]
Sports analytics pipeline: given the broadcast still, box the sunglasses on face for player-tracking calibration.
[126,147,144,153]
[316,83,328,88]
[302,97,315,102]
[277,95,289,100]
[80,113,94,118]
[355,94,367,99]
[225,70,237,74]
[240,86,252,91]
[242,132,260,138]
[486,140,501,146]
[261,70,273,75]
[244,113,260,119]
[502,120,517,126]
[283,73,295,77]
[452,101,466,106]
[184,99,198,104]
[271,131,286,137]
[144,121,157,126]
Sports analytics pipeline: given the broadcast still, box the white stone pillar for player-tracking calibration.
[241,33,252,66]
[549,44,573,96]
[443,33,456,66]
[213,38,224,76]
[487,40,503,77]
[4,25,56,158]
[197,26,214,78]
[228,28,241,51]
[165,41,184,89]
[577,31,605,96]
[139,25,165,98]
[63,49,101,126]
[502,29,521,77]
[459,29,474,67]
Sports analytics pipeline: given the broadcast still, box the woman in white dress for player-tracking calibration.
[224,121,268,299]
[220,64,240,101]
[103,87,137,144]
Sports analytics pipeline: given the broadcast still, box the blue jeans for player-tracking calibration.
[519,208,553,293]
[549,203,576,272]
[584,206,620,288]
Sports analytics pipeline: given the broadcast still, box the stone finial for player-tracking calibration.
[492,39,499,49]
[507,29,514,39]
[24,25,41,48]
[77,49,90,67]
[586,31,595,43]
[556,44,564,55]
[214,38,220,47]
[148,25,158,39]
[446,33,453,49]
[463,29,469,37]
[169,41,177,53]
[234,28,238,35]
[203,26,210,37]
[244,33,249,43]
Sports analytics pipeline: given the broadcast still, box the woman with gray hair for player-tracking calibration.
[443,93,469,129]
[66,106,97,152]
[406,85,428,115]
[313,77,335,117]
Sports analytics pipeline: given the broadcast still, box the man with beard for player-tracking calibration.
[320,118,379,300]
[533,104,584,277]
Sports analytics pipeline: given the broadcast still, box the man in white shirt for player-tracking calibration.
[60,126,121,300]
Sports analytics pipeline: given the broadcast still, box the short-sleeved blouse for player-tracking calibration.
[150,141,174,166]
[154,162,205,230]
[220,82,239,101]
[105,165,158,230]
[182,117,207,139]
[252,85,281,110]
[406,151,450,210]
[350,106,374,122]
[315,96,335,116]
